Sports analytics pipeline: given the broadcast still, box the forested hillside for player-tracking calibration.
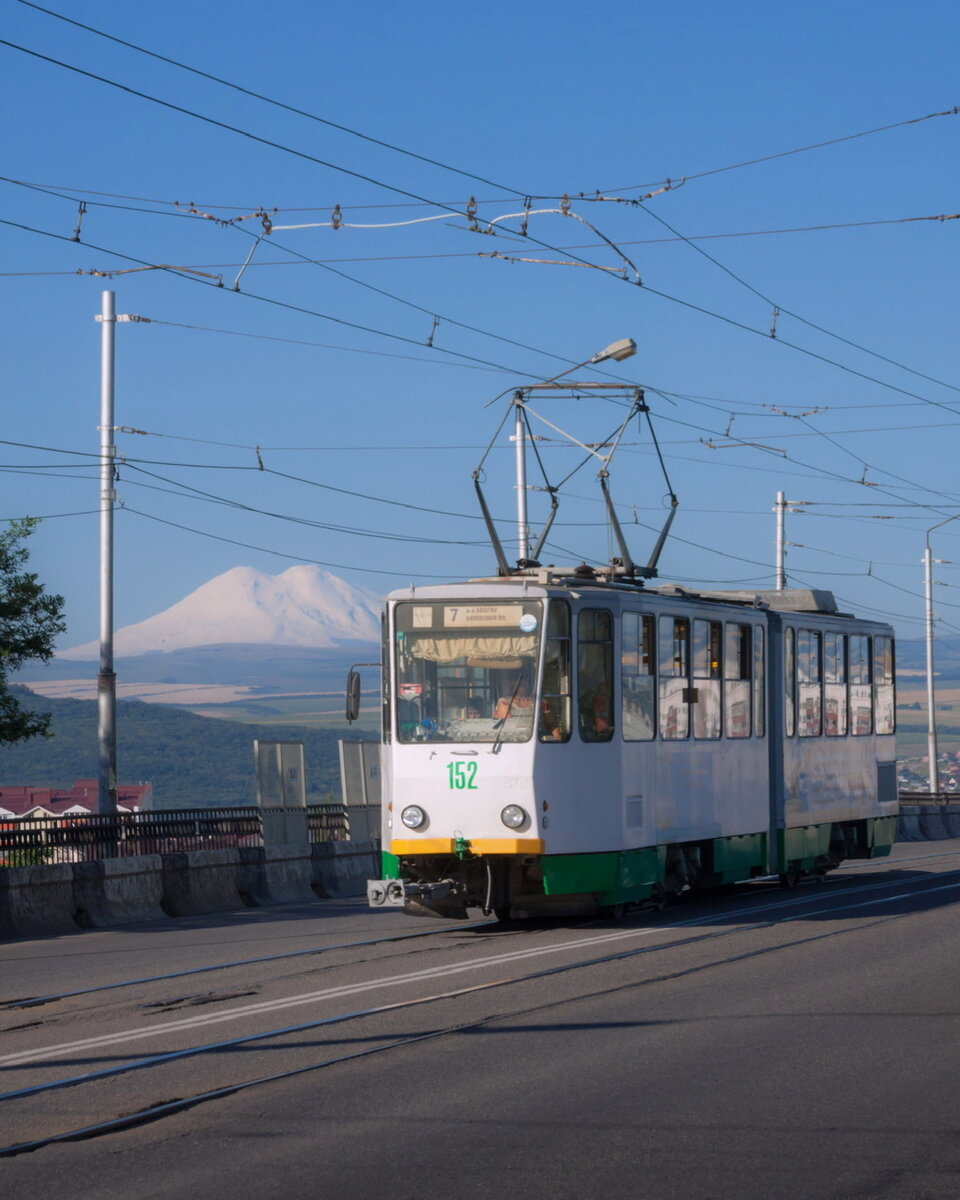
[0,688,357,807]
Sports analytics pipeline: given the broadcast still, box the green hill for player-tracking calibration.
[0,687,369,808]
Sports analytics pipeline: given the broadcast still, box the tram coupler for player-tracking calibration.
[367,878,455,907]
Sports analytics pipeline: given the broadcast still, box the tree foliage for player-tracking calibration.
[0,519,66,743]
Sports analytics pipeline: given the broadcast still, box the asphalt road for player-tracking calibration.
[1,842,959,1200]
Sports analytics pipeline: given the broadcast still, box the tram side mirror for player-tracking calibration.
[345,669,362,723]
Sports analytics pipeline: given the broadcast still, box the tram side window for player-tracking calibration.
[784,627,796,737]
[797,629,822,737]
[622,612,655,741]
[693,619,722,739]
[874,635,895,736]
[578,609,614,742]
[849,634,873,735]
[540,601,572,743]
[754,626,765,737]
[823,632,848,737]
[659,615,690,739]
[724,623,751,739]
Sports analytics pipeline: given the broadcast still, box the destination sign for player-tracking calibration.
[443,605,523,629]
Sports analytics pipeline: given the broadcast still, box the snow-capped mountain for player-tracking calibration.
[59,566,382,659]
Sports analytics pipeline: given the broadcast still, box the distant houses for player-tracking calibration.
[0,779,152,819]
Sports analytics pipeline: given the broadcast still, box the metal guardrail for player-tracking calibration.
[898,791,960,805]
[0,804,382,868]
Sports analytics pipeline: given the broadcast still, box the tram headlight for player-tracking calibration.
[500,804,528,831]
[400,805,427,830]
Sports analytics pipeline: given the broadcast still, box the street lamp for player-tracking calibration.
[512,339,636,559]
[924,514,960,793]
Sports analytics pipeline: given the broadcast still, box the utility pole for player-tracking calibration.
[512,393,529,563]
[923,514,960,794]
[94,291,148,818]
[773,492,809,590]
[97,290,118,818]
[774,491,787,590]
[924,541,939,794]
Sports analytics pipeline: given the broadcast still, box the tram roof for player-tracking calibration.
[390,569,847,617]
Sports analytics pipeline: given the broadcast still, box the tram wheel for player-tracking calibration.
[779,868,800,888]
[493,905,513,924]
[602,902,628,921]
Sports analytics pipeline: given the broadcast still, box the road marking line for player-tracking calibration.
[3,876,956,1068]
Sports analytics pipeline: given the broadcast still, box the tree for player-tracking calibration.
[0,519,66,743]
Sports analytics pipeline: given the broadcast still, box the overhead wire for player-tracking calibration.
[0,179,637,381]
[630,199,960,398]
[3,31,955,604]
[0,216,560,380]
[13,1,958,210]
[119,508,464,580]
[119,462,490,546]
[11,0,527,200]
[638,392,960,510]
[594,106,960,195]
[4,41,957,415]
[4,208,958,280]
[0,40,631,289]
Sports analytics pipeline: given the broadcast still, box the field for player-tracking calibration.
[896,685,960,754]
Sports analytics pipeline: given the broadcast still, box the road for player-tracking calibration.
[1,842,959,1199]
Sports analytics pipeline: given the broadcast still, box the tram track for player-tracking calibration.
[4,845,958,1016]
[0,918,496,1011]
[5,862,959,1073]
[2,861,958,1159]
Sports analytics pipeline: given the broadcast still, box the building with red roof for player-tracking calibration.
[0,779,151,819]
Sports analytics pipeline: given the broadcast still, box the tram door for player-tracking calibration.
[547,604,624,849]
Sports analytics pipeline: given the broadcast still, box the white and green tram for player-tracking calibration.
[365,566,897,919]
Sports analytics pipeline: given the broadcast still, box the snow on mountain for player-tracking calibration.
[59,566,381,659]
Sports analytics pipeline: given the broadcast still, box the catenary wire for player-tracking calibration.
[120,507,465,579]
[12,2,957,207]
[596,106,960,194]
[12,0,528,200]
[4,43,957,413]
[631,199,960,397]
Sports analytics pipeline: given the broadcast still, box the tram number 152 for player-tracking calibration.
[447,762,478,790]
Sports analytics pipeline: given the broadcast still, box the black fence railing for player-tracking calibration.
[0,804,382,868]
[0,808,262,867]
[307,803,350,843]
[304,803,380,843]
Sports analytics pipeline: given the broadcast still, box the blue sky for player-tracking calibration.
[3,0,959,650]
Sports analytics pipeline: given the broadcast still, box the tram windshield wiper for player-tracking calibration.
[491,671,524,754]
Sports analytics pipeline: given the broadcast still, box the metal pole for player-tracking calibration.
[98,290,118,817]
[513,393,529,563]
[774,491,786,591]
[924,540,939,794]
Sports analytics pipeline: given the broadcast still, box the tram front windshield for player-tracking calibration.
[394,600,543,743]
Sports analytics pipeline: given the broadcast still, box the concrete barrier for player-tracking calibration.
[896,806,923,842]
[312,839,381,898]
[161,849,243,916]
[239,844,315,906]
[0,862,78,938]
[74,855,166,928]
[918,809,951,841]
[897,803,960,842]
[0,844,333,940]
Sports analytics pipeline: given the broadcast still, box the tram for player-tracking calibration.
[364,566,898,919]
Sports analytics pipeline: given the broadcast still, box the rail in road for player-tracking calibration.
[1,843,960,1198]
